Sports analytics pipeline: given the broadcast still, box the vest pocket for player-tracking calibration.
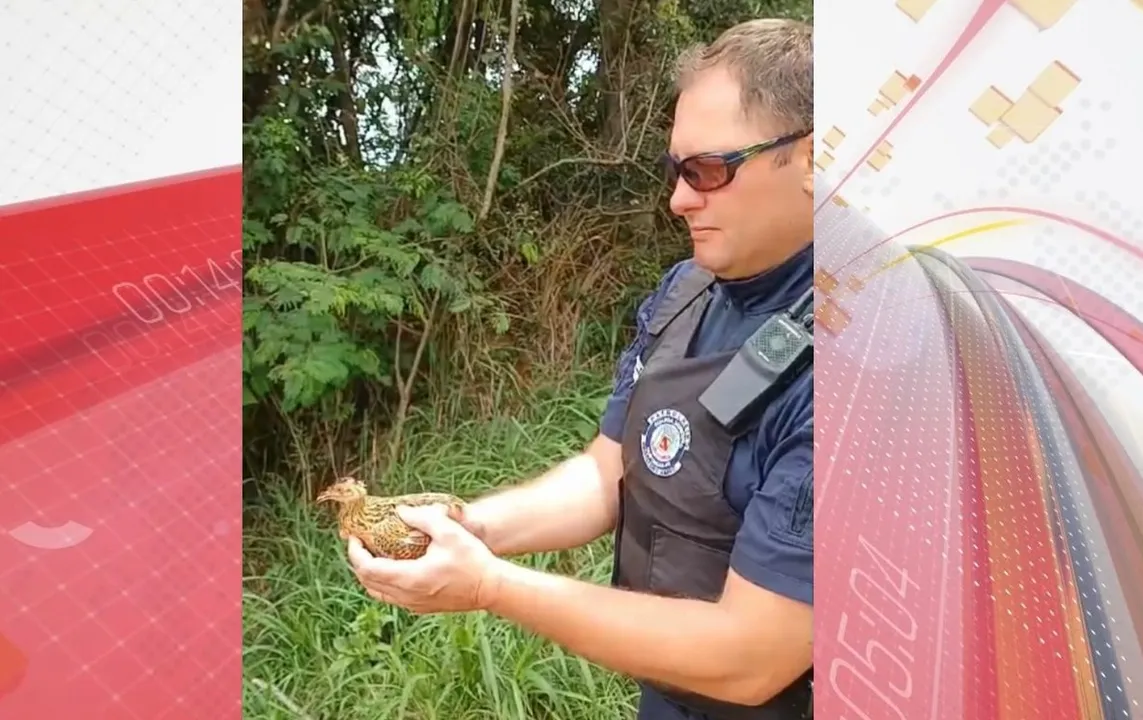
[647,523,733,603]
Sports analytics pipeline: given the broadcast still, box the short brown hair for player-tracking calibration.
[675,18,813,133]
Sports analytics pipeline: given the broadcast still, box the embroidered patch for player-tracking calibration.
[640,408,691,477]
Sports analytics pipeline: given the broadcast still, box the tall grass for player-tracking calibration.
[242,371,639,719]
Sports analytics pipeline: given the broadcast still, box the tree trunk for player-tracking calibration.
[596,0,638,153]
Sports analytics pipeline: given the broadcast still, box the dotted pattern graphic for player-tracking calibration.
[815,1,1143,719]
[0,2,241,718]
[0,2,237,205]
[0,173,243,720]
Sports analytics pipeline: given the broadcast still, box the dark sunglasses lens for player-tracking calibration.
[680,156,730,191]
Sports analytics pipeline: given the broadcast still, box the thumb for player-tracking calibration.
[396,504,457,538]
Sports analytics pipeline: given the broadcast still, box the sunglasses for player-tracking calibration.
[661,128,812,192]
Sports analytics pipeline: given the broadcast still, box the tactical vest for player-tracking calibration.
[611,265,813,720]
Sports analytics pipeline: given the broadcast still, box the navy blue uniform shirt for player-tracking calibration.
[601,243,814,608]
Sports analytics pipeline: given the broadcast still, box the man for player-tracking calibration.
[347,18,815,720]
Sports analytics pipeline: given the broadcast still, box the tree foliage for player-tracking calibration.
[241,0,811,483]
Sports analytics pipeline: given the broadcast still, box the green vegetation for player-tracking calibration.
[241,0,810,716]
[243,372,641,718]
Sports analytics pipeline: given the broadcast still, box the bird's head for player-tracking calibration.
[316,477,368,505]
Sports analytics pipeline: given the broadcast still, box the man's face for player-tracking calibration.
[668,67,813,279]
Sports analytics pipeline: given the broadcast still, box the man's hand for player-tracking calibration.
[448,503,489,544]
[347,504,504,615]
[345,501,811,704]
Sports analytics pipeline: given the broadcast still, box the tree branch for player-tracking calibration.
[387,292,441,471]
[270,0,291,46]
[478,0,523,221]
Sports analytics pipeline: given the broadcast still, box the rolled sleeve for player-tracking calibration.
[729,420,814,606]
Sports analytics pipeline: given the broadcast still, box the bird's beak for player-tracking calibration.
[316,490,333,503]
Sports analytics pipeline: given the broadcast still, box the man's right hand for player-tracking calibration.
[449,503,489,545]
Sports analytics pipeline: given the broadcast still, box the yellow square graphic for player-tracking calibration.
[815,151,836,171]
[1029,61,1080,106]
[816,298,851,335]
[867,151,891,171]
[988,124,1016,148]
[823,127,845,149]
[869,98,888,116]
[896,0,938,22]
[880,72,910,105]
[970,86,1013,125]
[815,269,840,295]
[1008,0,1077,29]
[1001,91,1061,142]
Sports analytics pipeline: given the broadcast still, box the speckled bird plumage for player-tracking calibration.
[315,477,465,559]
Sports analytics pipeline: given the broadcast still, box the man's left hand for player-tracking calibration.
[346,504,503,614]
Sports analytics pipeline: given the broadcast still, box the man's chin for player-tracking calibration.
[690,250,729,277]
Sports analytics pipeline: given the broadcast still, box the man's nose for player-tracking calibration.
[669,179,704,216]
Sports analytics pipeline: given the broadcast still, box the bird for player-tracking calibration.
[315,477,466,560]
